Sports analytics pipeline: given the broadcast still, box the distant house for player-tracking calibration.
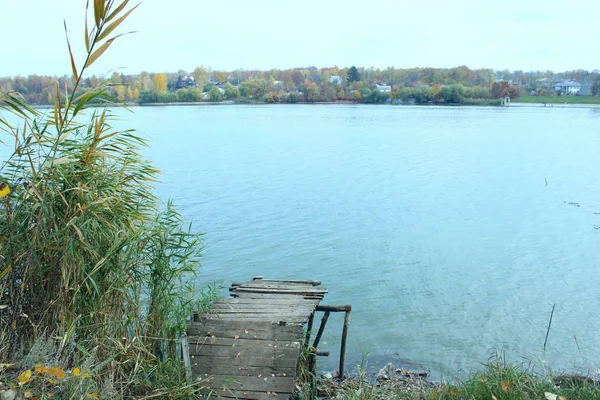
[375,84,392,93]
[175,75,196,89]
[330,76,343,85]
[555,80,581,96]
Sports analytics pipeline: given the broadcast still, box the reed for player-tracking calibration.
[0,1,210,397]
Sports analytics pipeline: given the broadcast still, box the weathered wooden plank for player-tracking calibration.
[190,354,298,369]
[232,293,324,299]
[211,299,320,307]
[207,388,292,400]
[233,283,323,291]
[252,278,322,286]
[191,363,295,377]
[206,374,296,392]
[205,309,316,316]
[188,336,299,349]
[209,303,317,310]
[200,314,311,322]
[189,319,303,332]
[189,343,299,359]
[233,287,327,295]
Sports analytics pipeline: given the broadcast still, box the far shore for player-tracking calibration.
[30,99,600,110]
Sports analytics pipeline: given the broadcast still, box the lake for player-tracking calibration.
[5,104,600,378]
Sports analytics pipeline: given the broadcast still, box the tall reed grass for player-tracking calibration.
[1,1,210,397]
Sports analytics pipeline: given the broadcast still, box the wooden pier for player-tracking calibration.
[186,276,342,399]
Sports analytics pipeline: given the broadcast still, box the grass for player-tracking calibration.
[1,1,215,398]
[305,354,600,400]
[513,95,600,104]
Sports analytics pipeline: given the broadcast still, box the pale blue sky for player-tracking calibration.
[1,0,598,77]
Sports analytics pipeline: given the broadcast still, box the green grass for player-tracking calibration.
[309,354,600,400]
[513,95,600,104]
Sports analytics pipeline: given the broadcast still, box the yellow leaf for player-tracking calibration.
[85,393,99,399]
[501,381,511,392]
[85,38,116,69]
[83,371,90,379]
[431,392,439,399]
[48,366,65,379]
[24,391,32,398]
[72,367,81,376]
[34,364,48,375]
[0,183,10,197]
[450,389,457,395]
[17,370,32,385]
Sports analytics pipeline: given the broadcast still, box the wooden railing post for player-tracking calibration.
[339,309,351,378]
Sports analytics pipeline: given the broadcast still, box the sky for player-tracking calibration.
[0,0,598,77]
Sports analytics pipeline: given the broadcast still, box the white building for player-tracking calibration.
[330,75,343,85]
[375,84,392,93]
[555,81,581,96]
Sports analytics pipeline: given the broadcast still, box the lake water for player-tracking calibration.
[4,104,600,378]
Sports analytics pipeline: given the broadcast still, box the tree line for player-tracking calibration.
[1,65,599,105]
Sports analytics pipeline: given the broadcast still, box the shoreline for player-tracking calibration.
[31,100,600,110]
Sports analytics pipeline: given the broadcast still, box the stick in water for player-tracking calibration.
[543,303,555,351]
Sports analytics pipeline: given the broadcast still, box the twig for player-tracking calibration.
[544,178,548,187]
[543,303,555,351]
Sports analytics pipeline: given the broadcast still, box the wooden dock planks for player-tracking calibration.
[187,277,327,399]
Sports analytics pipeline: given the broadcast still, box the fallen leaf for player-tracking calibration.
[491,395,498,400]
[48,366,65,379]
[72,367,81,376]
[34,364,48,375]
[18,370,32,385]
[501,381,511,392]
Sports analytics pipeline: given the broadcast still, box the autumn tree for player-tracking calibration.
[307,83,320,102]
[490,81,519,99]
[215,71,228,84]
[153,73,167,92]
[291,70,304,86]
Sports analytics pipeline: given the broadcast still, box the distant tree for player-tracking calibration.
[215,71,228,84]
[399,87,414,100]
[243,79,268,98]
[264,92,279,103]
[490,81,518,99]
[428,84,442,102]
[413,86,430,104]
[441,84,465,103]
[291,70,304,86]
[193,67,209,90]
[347,66,361,84]
[307,83,320,102]
[153,73,167,92]
[224,82,240,99]
[592,77,600,96]
[177,87,203,102]
[203,81,214,92]
[209,87,224,102]
[286,92,299,103]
